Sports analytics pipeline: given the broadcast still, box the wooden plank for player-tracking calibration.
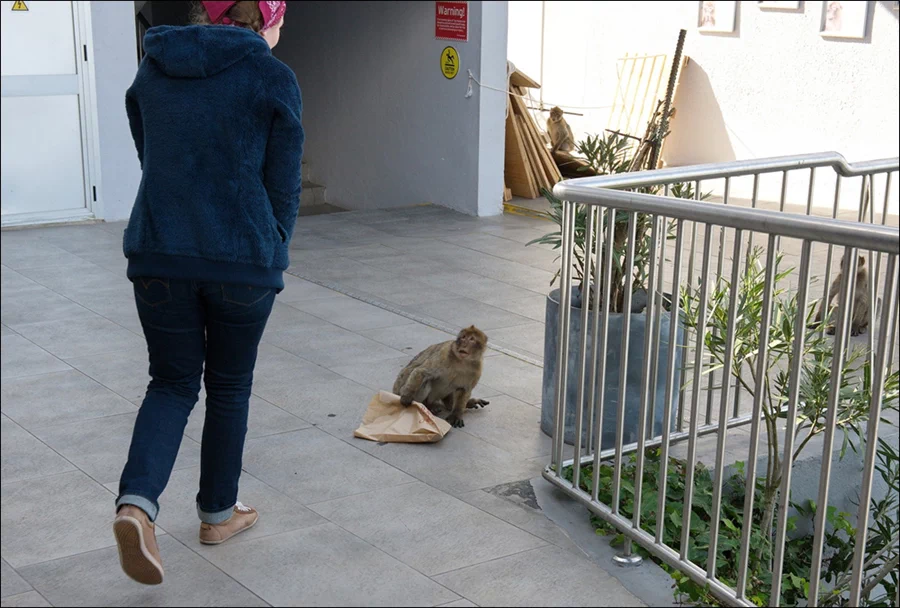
[510,98,541,195]
[517,113,550,192]
[511,86,562,184]
[510,68,541,89]
[504,98,539,198]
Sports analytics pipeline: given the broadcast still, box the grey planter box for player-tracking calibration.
[540,286,685,449]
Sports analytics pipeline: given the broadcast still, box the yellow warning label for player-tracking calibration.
[11,1,28,11]
[441,46,459,80]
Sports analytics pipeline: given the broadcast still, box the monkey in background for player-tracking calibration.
[547,106,575,154]
[811,254,870,337]
[392,326,490,428]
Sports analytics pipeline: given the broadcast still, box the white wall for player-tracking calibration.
[90,0,141,222]
[275,0,507,216]
[508,0,900,214]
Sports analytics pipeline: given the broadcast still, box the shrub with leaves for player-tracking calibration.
[680,246,899,573]
[527,130,712,312]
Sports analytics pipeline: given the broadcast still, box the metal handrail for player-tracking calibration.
[553,151,900,190]
[545,153,900,608]
[552,185,899,254]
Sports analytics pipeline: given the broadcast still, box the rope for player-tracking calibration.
[465,59,615,119]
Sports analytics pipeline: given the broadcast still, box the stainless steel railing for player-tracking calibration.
[544,152,899,607]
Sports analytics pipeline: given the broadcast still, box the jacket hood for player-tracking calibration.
[142,25,270,79]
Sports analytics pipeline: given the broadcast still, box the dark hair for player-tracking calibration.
[190,1,264,33]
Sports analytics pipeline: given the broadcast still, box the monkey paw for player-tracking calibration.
[466,399,489,409]
[400,395,413,406]
[447,415,465,428]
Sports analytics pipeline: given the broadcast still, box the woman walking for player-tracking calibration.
[113,0,302,585]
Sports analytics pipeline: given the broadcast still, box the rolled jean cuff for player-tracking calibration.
[116,494,159,522]
[197,501,235,525]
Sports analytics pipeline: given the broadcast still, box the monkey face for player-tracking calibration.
[454,325,488,359]
[839,254,866,268]
[549,107,564,122]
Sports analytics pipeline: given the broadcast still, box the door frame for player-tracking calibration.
[1,0,103,228]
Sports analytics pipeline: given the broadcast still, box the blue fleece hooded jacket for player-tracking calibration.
[123,25,304,291]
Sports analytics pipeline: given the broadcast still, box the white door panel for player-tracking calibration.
[0,0,77,77]
[0,0,95,226]
[1,95,87,215]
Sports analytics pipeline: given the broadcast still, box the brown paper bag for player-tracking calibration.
[354,391,452,443]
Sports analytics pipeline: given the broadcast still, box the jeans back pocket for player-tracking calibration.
[221,284,274,307]
[134,278,172,307]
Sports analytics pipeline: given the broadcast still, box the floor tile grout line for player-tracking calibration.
[0,419,81,487]
[277,297,419,336]
[299,515,467,604]
[203,518,461,606]
[10,529,272,608]
[156,533,273,607]
[428,542,552,579]
[282,269,544,368]
[304,476,552,562]
[4,255,146,339]
[452,488,583,557]
[6,291,145,341]
[301,479,421,509]
[0,589,53,606]
[2,412,202,492]
[1,332,73,374]
[291,227,555,302]
[251,339,407,396]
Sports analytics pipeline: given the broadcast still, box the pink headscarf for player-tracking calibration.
[201,1,286,32]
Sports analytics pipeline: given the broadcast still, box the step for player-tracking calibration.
[301,181,326,208]
[298,203,347,217]
[503,201,551,221]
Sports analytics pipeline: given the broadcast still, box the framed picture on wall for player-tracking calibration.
[757,1,802,10]
[820,1,869,39]
[698,1,738,33]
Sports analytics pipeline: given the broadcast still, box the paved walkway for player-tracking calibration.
[1,209,645,608]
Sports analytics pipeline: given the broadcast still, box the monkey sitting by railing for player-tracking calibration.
[810,254,870,337]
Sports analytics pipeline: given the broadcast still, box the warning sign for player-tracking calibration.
[435,1,467,42]
[441,46,459,80]
[11,1,29,11]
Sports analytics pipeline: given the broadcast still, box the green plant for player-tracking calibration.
[563,436,899,607]
[680,246,900,572]
[526,130,712,313]
[576,132,633,176]
[559,245,899,606]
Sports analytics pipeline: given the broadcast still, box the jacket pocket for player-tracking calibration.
[275,221,288,244]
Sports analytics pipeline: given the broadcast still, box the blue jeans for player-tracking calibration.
[117,278,275,524]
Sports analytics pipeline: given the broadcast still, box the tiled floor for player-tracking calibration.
[0,211,644,607]
[2,202,897,607]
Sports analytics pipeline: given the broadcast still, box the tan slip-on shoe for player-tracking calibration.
[198,502,259,545]
[113,506,164,585]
